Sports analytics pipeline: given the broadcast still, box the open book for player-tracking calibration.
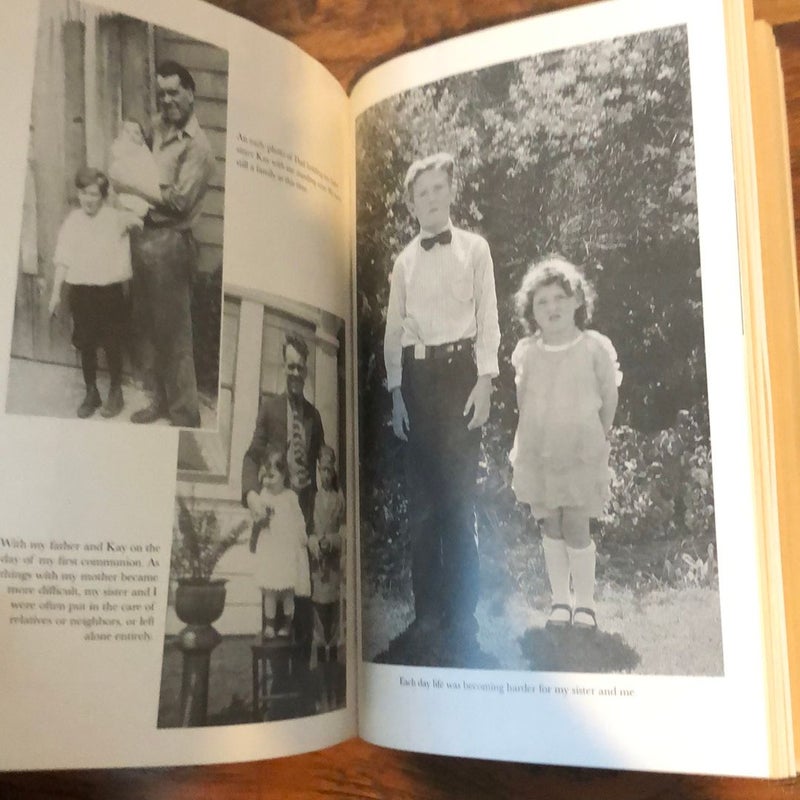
[0,0,798,778]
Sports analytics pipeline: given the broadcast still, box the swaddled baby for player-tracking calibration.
[109,120,161,218]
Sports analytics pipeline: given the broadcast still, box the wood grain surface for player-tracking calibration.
[5,1,800,798]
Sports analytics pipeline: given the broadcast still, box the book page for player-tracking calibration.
[351,0,788,776]
[0,0,355,770]
[746,18,800,764]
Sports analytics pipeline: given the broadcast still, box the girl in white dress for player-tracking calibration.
[249,444,310,638]
[511,256,620,630]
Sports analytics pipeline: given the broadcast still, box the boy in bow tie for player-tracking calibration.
[383,152,500,650]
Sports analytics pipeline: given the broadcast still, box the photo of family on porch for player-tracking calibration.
[7,0,228,429]
[157,289,347,727]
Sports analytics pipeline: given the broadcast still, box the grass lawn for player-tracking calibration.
[362,583,722,676]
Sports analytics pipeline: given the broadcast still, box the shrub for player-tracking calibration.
[361,404,717,595]
[600,404,715,551]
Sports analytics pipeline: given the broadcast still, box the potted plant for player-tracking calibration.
[171,495,248,626]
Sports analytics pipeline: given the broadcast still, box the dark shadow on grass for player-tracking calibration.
[519,626,640,673]
[375,624,500,669]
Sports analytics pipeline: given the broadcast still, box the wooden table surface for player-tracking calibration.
[5,0,800,797]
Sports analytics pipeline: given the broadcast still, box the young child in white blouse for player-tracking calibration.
[48,167,139,419]
[383,152,500,649]
[510,256,620,630]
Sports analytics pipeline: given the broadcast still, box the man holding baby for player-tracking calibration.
[113,60,215,428]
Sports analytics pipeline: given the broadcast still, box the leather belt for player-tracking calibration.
[403,338,473,361]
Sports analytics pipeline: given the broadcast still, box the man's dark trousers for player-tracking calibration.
[295,484,315,661]
[131,225,201,428]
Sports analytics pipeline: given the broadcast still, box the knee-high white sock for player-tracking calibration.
[567,541,596,610]
[541,536,571,607]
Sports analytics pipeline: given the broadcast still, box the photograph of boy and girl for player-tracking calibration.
[158,294,347,726]
[8,0,227,430]
[357,25,722,676]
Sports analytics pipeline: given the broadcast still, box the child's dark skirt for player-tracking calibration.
[68,282,127,350]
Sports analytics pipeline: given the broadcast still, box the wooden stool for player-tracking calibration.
[251,633,305,721]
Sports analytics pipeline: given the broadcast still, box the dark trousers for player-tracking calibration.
[69,282,126,388]
[294,484,316,661]
[131,227,200,427]
[402,349,481,625]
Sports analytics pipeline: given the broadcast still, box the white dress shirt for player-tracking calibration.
[383,223,500,390]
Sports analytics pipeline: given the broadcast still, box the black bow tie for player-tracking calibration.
[420,230,452,250]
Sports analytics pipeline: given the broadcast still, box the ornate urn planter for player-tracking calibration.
[175,577,227,626]
[175,578,228,727]
[170,497,248,727]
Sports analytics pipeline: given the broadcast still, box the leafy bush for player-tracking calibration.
[358,444,411,596]
[361,404,716,595]
[601,404,714,549]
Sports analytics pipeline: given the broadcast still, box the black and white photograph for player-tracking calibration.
[7,0,228,429]
[157,288,347,726]
[356,26,722,675]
